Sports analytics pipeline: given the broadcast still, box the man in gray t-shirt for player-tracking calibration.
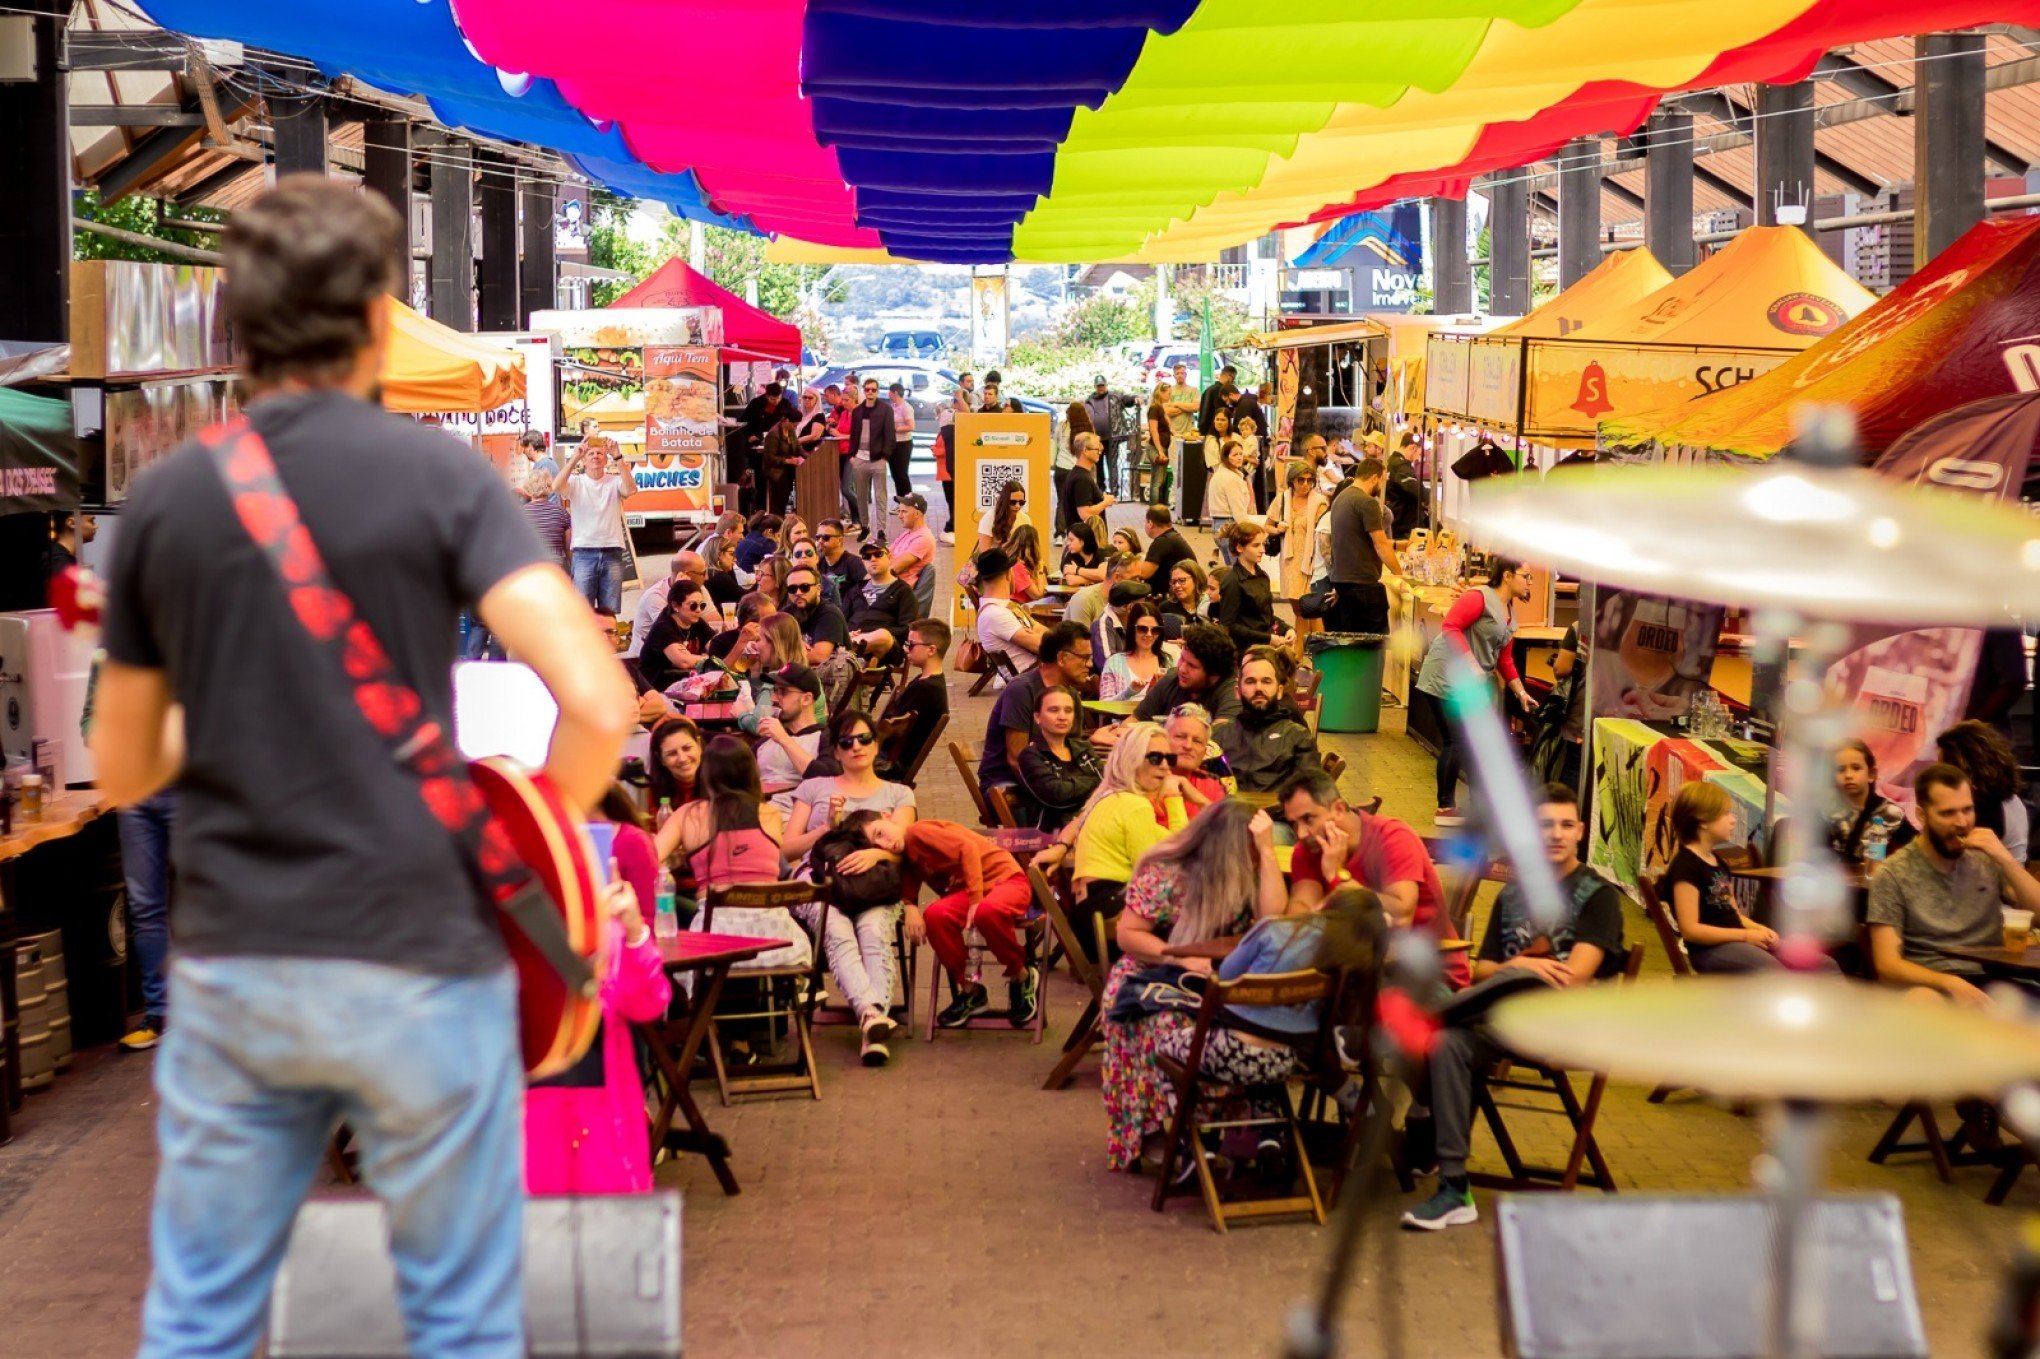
[1867,764,2040,1008]
[1324,458,1400,634]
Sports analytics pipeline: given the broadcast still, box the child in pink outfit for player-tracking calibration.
[524,874,672,1195]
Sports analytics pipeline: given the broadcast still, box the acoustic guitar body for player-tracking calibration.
[469,758,609,1079]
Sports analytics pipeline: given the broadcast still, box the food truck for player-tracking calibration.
[530,306,727,536]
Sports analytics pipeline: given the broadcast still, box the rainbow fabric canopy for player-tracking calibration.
[141,0,2040,263]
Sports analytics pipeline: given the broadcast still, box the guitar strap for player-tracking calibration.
[199,417,594,996]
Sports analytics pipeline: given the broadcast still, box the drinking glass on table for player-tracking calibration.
[2006,908,2034,951]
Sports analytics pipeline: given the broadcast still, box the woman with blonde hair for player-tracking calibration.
[1100,797,1287,1171]
[1061,721,1193,957]
[739,612,828,732]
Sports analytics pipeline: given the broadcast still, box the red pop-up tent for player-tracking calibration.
[606,258,802,364]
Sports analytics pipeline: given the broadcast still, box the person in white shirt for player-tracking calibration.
[552,419,637,612]
[972,546,1043,675]
[887,381,918,504]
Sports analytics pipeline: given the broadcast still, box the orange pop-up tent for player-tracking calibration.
[379,299,527,413]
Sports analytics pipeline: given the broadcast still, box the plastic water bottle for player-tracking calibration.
[654,866,680,941]
[654,797,672,832]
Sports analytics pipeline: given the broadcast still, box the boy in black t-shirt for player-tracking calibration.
[881,619,952,780]
[1403,784,1624,1232]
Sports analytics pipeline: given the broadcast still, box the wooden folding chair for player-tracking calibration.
[968,646,1022,698]
[1151,969,1334,1233]
[895,713,948,788]
[698,881,831,1104]
[948,739,993,825]
[845,663,893,713]
[1038,865,1109,1090]
[985,784,1022,830]
[1635,876,1696,1104]
[807,883,917,1041]
[1294,665,1325,733]
[1470,943,1646,1194]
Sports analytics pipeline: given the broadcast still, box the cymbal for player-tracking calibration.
[1459,463,2040,626]
[1487,974,2040,1102]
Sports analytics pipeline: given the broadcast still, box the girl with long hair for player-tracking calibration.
[1060,524,1107,586]
[1006,523,1047,602]
[976,478,1030,555]
[1100,796,1287,1171]
[1098,601,1169,703]
[1111,525,1145,559]
[655,736,811,970]
[1829,737,1911,864]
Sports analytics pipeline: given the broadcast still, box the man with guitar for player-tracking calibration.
[90,178,633,1357]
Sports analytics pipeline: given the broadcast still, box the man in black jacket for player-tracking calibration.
[1216,645,1322,792]
[845,541,919,661]
[1385,430,1428,536]
[845,377,898,544]
[1198,364,1239,436]
[1111,623,1241,741]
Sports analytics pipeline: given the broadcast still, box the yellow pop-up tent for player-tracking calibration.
[1428,228,1874,444]
[379,300,527,413]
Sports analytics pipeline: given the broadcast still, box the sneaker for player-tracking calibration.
[1333,1024,1366,1072]
[1007,967,1041,1027]
[1401,1179,1477,1231]
[939,530,956,545]
[862,1012,898,1045]
[859,1033,892,1067]
[936,983,990,1028]
[119,1024,162,1052]
[1434,808,1466,828]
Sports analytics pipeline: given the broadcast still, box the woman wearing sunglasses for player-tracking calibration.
[975,478,1030,556]
[778,709,916,1065]
[1098,601,1171,705]
[1053,722,1191,963]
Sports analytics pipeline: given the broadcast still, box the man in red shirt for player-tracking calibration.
[1278,770,1469,990]
[866,818,1038,1028]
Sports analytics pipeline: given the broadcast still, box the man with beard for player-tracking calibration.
[1215,645,1322,793]
[1869,762,2040,1007]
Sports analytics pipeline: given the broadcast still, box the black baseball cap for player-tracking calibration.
[895,492,928,512]
[770,663,821,697]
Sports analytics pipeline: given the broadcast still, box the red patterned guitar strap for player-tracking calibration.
[199,418,594,995]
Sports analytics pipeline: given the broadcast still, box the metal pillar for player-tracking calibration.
[1557,137,1601,288]
[269,92,328,178]
[478,157,518,332]
[1645,109,1696,275]
[1915,32,1987,270]
[361,115,414,294]
[1486,174,1530,315]
[427,136,475,331]
[519,176,555,325]
[0,0,70,340]
[1429,196,1471,314]
[1755,82,1816,231]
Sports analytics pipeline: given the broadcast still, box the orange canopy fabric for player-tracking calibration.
[1493,248,1673,340]
[379,300,528,413]
[1566,227,1874,349]
[1601,215,2040,461]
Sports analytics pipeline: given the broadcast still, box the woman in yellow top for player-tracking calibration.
[1061,722,1191,962]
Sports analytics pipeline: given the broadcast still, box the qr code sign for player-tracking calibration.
[976,462,1029,511]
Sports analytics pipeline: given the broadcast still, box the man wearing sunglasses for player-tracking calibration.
[814,517,867,602]
[636,579,718,693]
[846,379,898,547]
[846,542,918,661]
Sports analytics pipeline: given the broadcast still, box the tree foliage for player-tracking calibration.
[587,190,654,305]
[1049,293,1147,349]
[71,191,227,264]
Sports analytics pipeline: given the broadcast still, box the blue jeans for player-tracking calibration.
[118,790,177,1025]
[570,546,624,613]
[140,957,525,1359]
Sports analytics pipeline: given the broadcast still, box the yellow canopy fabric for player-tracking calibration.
[379,300,528,413]
[1493,249,1673,339]
[1244,318,1387,350]
[1566,227,1874,349]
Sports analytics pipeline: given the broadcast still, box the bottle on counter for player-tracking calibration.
[653,865,680,941]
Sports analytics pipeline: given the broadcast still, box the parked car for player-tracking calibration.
[873,329,945,360]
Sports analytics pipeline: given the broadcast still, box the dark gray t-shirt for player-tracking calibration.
[1865,840,2007,975]
[1327,483,1385,585]
[101,390,551,974]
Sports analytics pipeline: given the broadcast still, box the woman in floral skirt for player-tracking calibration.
[1099,797,1289,1172]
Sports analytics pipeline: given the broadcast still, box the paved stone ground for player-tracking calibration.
[0,509,2027,1357]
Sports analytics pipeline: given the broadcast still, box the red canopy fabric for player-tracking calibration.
[606,259,803,364]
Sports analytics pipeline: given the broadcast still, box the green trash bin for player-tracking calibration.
[1306,632,1387,734]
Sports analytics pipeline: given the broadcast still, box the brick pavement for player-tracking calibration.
[0,511,2026,1357]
